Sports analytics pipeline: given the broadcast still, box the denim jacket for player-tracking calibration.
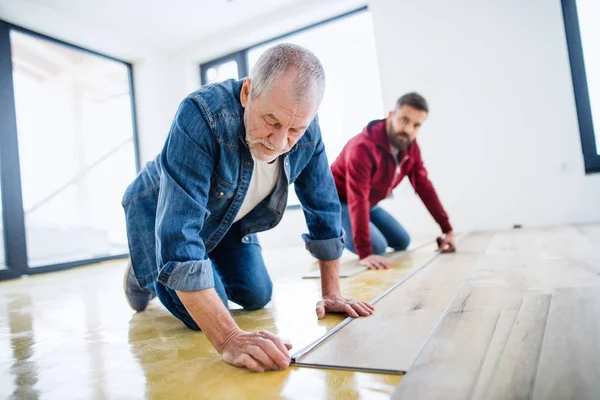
[122,79,344,292]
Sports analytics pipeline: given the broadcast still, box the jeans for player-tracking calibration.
[340,203,411,256]
[153,223,273,331]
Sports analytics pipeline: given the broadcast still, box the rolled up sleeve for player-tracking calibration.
[158,260,215,292]
[301,232,346,261]
[155,96,217,292]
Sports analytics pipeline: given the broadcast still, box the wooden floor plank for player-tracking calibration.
[469,310,518,399]
[394,226,600,399]
[484,294,551,400]
[301,263,366,279]
[532,288,600,400]
[392,287,502,400]
[301,240,439,279]
[295,234,490,373]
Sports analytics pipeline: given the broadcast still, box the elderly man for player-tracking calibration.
[331,93,456,270]
[121,44,373,373]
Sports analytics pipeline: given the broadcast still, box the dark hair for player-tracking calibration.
[396,92,429,113]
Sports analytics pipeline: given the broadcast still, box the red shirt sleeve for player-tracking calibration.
[409,145,453,233]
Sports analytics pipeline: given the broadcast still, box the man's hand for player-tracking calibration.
[220,329,292,373]
[437,231,457,253]
[315,293,374,319]
[178,288,290,373]
[359,254,392,270]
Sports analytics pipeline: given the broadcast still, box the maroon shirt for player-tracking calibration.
[331,119,452,259]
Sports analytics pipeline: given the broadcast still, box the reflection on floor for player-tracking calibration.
[0,241,439,399]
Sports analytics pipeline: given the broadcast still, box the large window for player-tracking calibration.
[200,8,384,206]
[0,21,139,279]
[562,0,600,173]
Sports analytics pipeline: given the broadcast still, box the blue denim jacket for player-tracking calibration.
[122,79,344,292]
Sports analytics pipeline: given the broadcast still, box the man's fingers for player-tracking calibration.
[362,301,375,311]
[246,344,279,371]
[255,338,290,370]
[351,302,371,316]
[285,343,293,350]
[344,303,359,318]
[259,331,290,359]
[315,301,326,319]
[238,353,264,373]
[351,302,369,316]
[440,242,456,253]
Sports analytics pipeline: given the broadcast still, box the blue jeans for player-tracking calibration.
[340,203,411,256]
[153,223,273,331]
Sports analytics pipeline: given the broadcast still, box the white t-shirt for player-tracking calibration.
[234,158,281,223]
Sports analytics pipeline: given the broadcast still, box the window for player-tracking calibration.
[200,52,247,85]
[0,21,139,279]
[562,0,600,173]
[200,8,384,206]
[205,60,239,84]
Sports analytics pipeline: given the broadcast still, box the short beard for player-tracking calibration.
[245,135,291,162]
[389,131,411,152]
[392,138,410,152]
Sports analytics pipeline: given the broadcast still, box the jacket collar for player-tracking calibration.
[365,118,414,160]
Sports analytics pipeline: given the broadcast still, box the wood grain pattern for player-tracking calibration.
[394,226,600,399]
[469,310,518,400]
[484,294,551,400]
[532,288,600,400]
[392,287,502,400]
[297,234,490,373]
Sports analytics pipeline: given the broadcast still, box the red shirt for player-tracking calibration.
[331,119,452,259]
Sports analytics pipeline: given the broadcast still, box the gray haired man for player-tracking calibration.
[122,44,374,372]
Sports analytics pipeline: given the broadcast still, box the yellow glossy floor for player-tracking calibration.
[0,244,439,399]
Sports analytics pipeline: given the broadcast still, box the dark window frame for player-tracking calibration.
[561,0,600,174]
[199,6,368,85]
[0,19,141,280]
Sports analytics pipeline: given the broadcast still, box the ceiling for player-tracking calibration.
[23,0,310,51]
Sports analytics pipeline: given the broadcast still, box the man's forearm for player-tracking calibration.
[177,288,240,352]
[319,258,341,296]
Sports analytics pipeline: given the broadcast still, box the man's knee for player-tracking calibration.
[235,280,273,310]
[392,235,411,251]
[372,240,388,256]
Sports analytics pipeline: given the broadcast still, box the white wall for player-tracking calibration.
[367,0,600,237]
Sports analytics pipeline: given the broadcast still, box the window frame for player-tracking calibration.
[561,0,600,173]
[199,6,368,85]
[0,19,141,280]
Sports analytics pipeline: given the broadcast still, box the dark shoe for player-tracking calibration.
[123,262,156,312]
